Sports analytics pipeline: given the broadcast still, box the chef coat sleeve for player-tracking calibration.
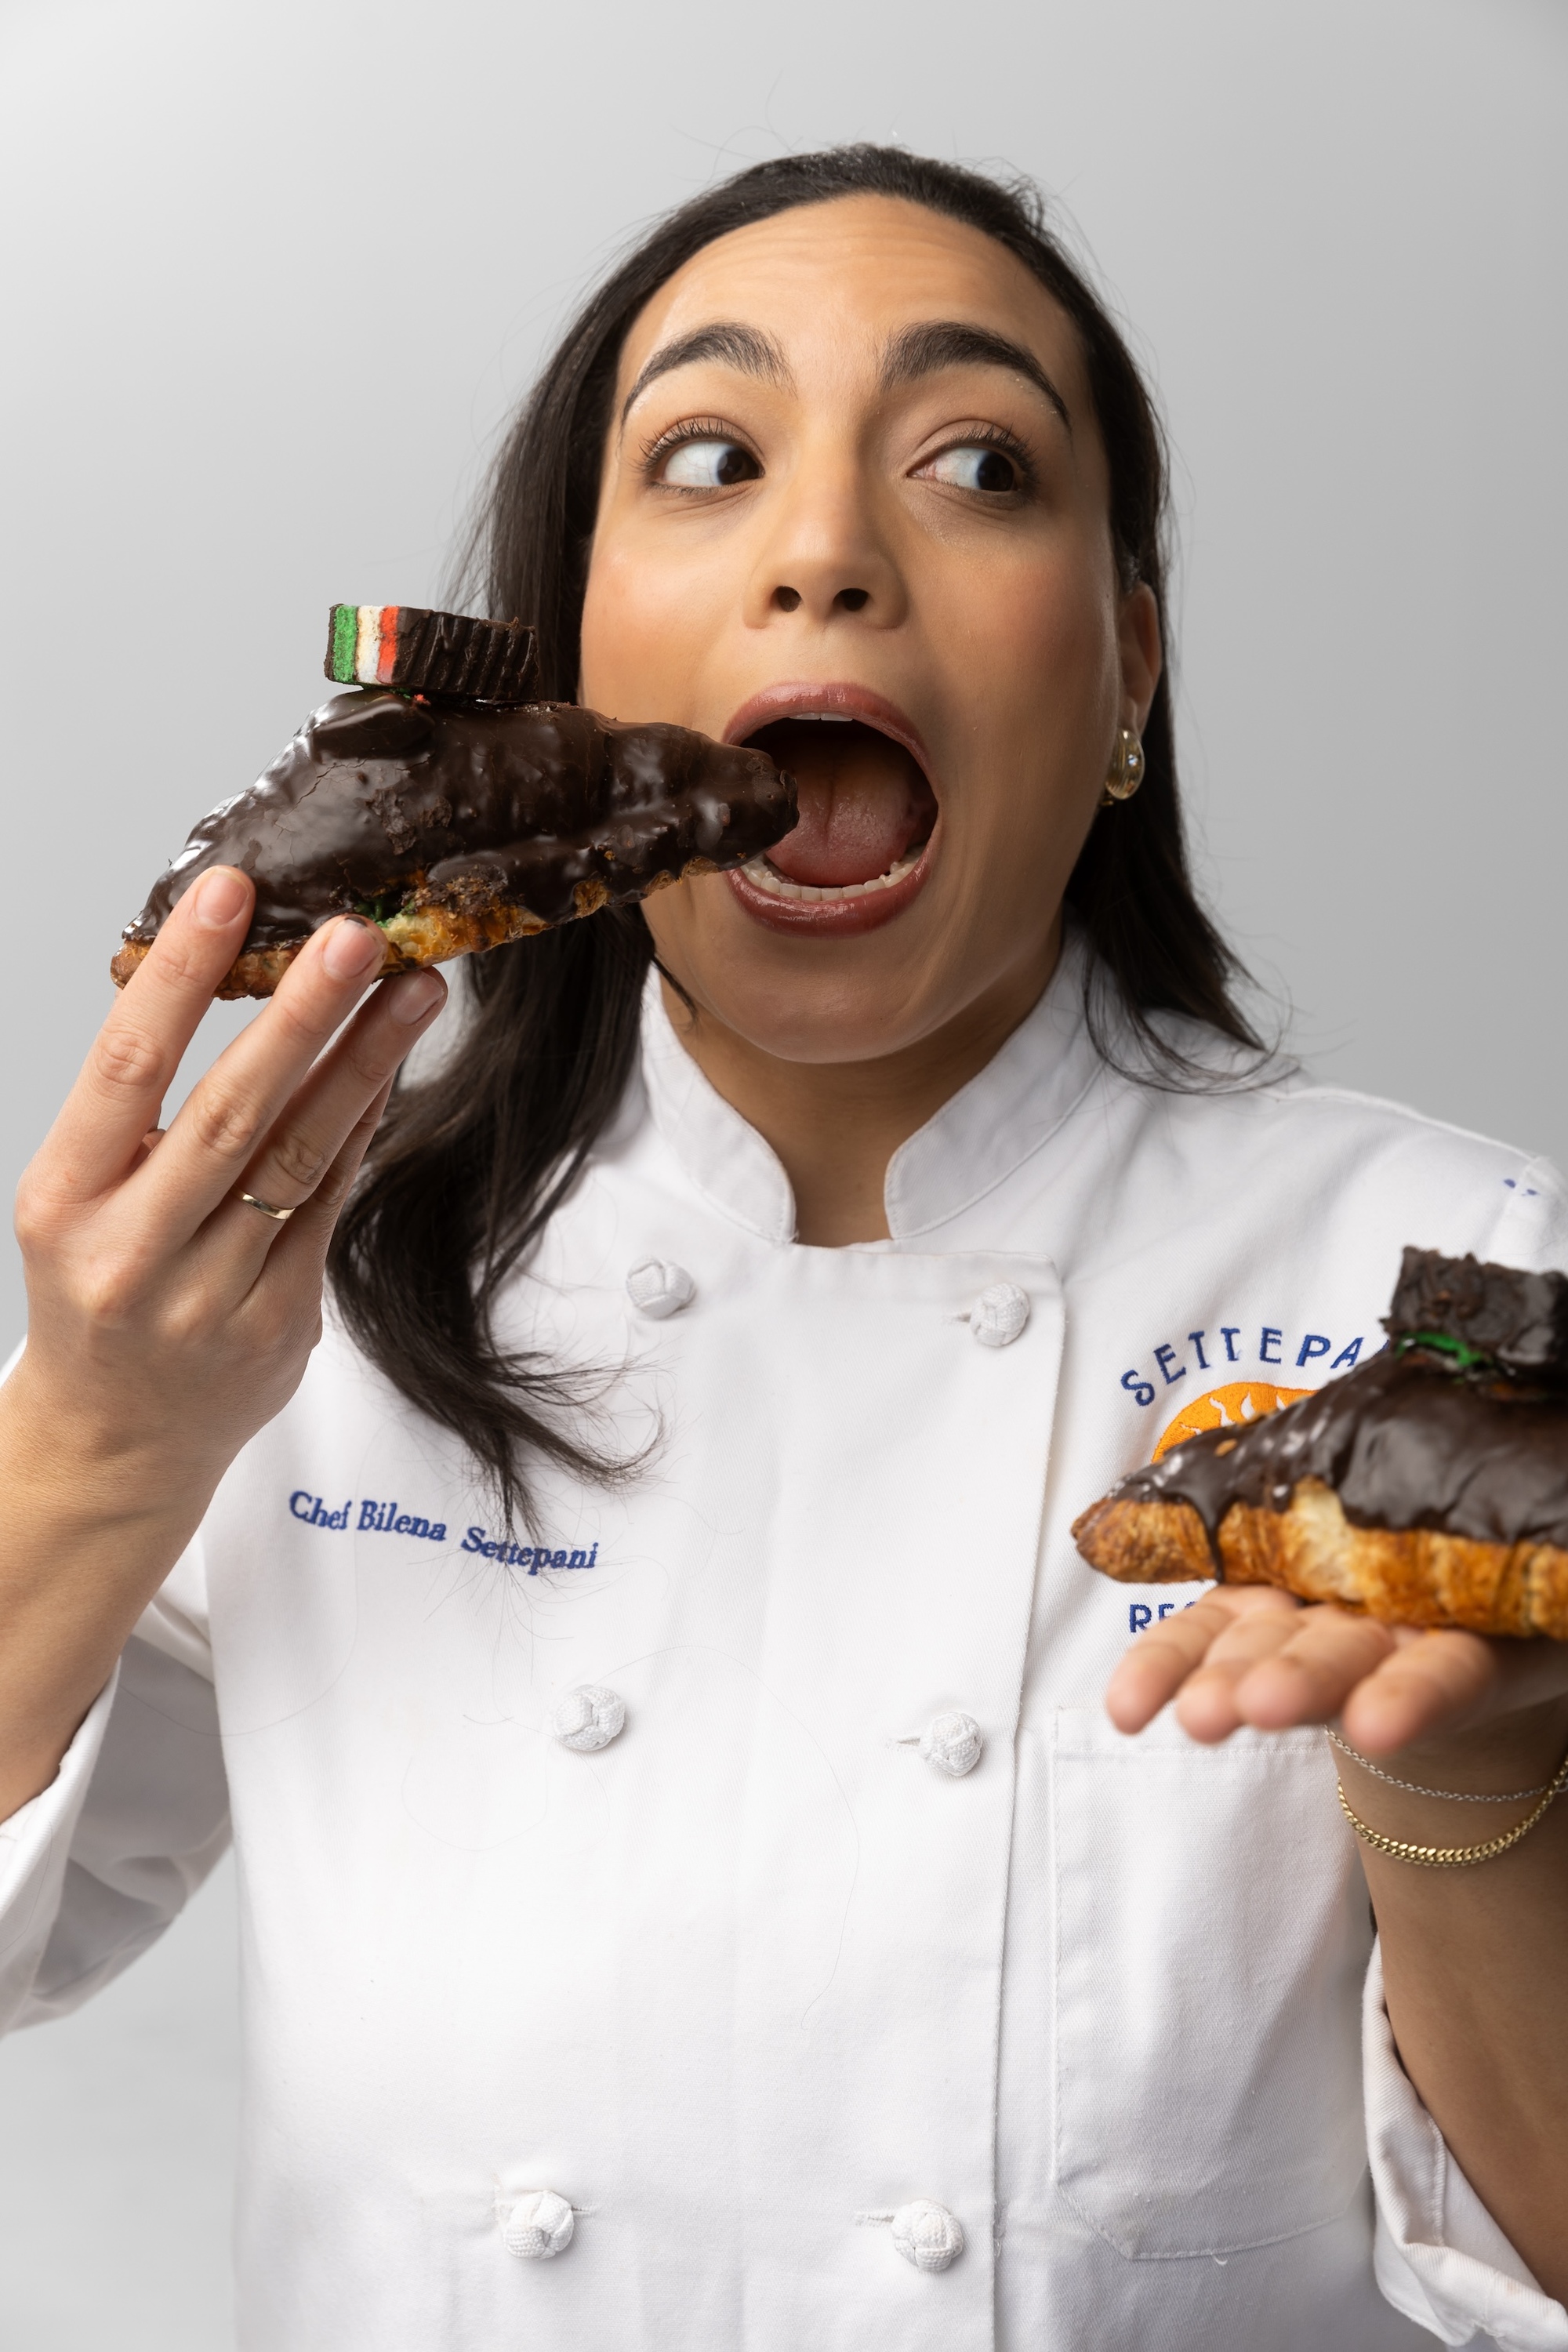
[0,1537,228,2036]
[1364,1942,1568,2350]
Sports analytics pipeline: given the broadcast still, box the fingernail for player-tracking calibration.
[388,971,446,1024]
[322,916,387,981]
[192,869,249,928]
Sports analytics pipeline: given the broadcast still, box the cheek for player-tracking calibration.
[579,530,736,720]
[970,545,1115,724]
[936,548,1118,838]
[579,539,673,711]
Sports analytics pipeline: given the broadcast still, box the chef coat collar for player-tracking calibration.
[638,927,1106,1245]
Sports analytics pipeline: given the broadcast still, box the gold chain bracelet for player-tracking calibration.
[1336,1752,1568,1868]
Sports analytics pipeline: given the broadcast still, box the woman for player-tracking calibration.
[0,147,1563,2350]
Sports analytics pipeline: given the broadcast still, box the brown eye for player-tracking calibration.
[659,435,760,489]
[925,444,1021,494]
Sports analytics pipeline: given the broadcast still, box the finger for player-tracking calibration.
[239,1071,399,1309]
[1105,1587,1301,1733]
[1339,1629,1507,1754]
[1207,1607,1398,1740]
[208,970,445,1267]
[134,914,391,1242]
[271,1071,397,1260]
[34,869,255,1206]
[205,1077,397,1370]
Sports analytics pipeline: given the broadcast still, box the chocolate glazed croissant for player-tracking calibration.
[112,688,797,1001]
[1073,1250,1568,1639]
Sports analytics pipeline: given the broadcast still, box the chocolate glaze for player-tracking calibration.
[1110,1350,1568,1560]
[1384,1246,1568,1381]
[122,690,795,948]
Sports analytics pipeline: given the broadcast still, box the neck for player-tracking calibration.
[659,924,1062,1246]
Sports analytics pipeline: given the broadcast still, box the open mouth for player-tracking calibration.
[726,694,938,935]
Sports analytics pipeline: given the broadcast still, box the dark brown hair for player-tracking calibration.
[329,144,1261,1527]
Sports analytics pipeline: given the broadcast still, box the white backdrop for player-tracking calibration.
[2,0,1564,2339]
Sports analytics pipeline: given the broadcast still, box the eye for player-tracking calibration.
[922,441,1023,495]
[655,434,761,490]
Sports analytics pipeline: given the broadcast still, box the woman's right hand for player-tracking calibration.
[0,866,446,1813]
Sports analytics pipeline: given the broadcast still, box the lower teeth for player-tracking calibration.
[739,851,921,902]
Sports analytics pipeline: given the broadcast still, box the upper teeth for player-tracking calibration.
[789,711,852,723]
[739,851,922,902]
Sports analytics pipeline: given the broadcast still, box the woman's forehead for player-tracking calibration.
[615,194,1086,400]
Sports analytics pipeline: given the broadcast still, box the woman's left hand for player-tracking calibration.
[1106,1585,1568,1762]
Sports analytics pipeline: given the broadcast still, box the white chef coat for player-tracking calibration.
[2,931,1566,2352]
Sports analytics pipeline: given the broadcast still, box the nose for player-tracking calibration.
[744,455,908,631]
[774,585,869,614]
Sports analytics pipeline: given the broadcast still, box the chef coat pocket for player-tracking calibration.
[1050,1706,1370,2259]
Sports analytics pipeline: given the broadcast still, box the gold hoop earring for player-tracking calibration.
[1100,728,1145,807]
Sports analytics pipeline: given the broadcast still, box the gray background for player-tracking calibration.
[2,0,1563,2339]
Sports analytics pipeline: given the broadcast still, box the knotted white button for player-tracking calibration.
[969,1282,1029,1348]
[499,2188,575,2259]
[547,1685,626,1752]
[626,1259,695,1319]
[920,1711,983,1778]
[891,2200,965,2273]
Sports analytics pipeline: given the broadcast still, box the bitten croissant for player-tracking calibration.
[1073,1248,1568,1639]
[111,607,797,1001]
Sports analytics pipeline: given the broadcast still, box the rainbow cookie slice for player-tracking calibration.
[325,604,535,703]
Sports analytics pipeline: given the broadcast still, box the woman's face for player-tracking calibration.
[579,194,1160,1066]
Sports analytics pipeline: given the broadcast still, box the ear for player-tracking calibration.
[1116,582,1163,733]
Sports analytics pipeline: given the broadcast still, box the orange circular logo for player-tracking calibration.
[1152,1380,1312,1461]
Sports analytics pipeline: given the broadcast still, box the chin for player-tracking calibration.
[652,894,960,1065]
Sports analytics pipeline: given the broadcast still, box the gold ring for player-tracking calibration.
[238,1192,295,1222]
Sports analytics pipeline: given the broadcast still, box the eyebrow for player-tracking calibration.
[880,321,1073,433]
[619,322,791,428]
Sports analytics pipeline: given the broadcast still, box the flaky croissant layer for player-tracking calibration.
[1073,1479,1568,1640]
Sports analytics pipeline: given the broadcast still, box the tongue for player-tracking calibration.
[758,720,931,887]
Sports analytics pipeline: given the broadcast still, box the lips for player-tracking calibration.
[722,684,938,938]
